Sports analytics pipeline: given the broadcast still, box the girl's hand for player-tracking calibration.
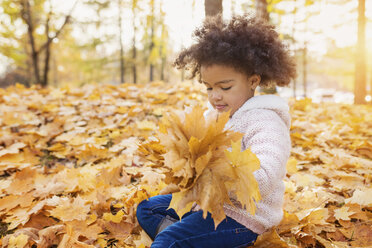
[191,202,201,211]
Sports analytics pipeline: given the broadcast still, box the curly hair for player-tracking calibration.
[173,14,296,87]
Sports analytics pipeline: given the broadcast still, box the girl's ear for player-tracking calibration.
[249,74,261,90]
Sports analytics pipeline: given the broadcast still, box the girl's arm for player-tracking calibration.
[242,109,291,200]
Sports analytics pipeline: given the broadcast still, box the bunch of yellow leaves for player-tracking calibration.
[158,106,262,227]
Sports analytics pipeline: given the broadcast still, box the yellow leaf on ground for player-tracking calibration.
[48,196,90,222]
[0,142,26,157]
[333,206,355,221]
[345,188,372,207]
[103,210,125,223]
[286,157,298,174]
[8,233,29,248]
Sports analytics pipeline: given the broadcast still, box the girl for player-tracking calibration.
[136,14,296,248]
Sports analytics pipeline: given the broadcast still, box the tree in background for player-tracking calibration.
[0,0,77,87]
[148,0,155,82]
[255,0,269,21]
[131,0,140,84]
[159,1,168,81]
[142,0,169,82]
[287,0,317,98]
[205,0,222,17]
[255,0,318,98]
[255,0,277,94]
[118,0,125,84]
[354,0,366,104]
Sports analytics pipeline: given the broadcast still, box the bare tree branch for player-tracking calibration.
[38,0,78,53]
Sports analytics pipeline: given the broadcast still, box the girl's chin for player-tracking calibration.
[215,107,231,113]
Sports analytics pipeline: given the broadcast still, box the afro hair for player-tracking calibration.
[173,14,297,87]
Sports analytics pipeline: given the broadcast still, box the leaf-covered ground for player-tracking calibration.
[0,83,371,248]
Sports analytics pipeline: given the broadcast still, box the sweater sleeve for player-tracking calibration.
[241,109,291,200]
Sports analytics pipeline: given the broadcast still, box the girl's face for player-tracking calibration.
[200,64,260,117]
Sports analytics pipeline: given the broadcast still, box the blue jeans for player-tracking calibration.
[136,194,258,248]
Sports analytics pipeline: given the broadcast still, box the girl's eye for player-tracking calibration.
[206,88,212,91]
[222,87,231,91]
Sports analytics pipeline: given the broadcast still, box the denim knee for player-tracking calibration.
[136,199,149,223]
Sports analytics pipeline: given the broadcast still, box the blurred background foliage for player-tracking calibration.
[0,0,371,104]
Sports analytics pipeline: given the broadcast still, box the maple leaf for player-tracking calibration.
[133,230,153,248]
[253,228,296,248]
[333,206,355,221]
[99,164,131,186]
[58,223,95,248]
[48,196,90,222]
[225,139,261,215]
[97,219,134,240]
[0,142,26,157]
[65,220,103,242]
[23,211,58,230]
[103,210,125,223]
[37,225,65,248]
[286,157,298,175]
[345,188,372,207]
[2,229,38,248]
[8,233,29,248]
[6,167,37,195]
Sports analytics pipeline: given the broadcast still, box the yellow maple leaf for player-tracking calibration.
[133,230,153,248]
[137,120,157,131]
[345,188,372,207]
[48,196,90,222]
[253,228,295,248]
[103,210,124,223]
[225,139,261,215]
[286,157,298,175]
[334,206,355,221]
[0,142,26,157]
[8,233,29,248]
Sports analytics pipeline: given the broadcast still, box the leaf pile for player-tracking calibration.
[254,98,372,248]
[0,82,204,248]
[0,83,371,247]
[158,107,261,227]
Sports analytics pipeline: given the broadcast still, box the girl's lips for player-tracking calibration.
[215,105,227,110]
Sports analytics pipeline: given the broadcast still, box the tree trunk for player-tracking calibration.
[302,45,307,98]
[292,0,297,98]
[149,0,155,82]
[255,0,277,94]
[42,10,51,87]
[42,42,51,87]
[21,0,76,87]
[21,0,41,85]
[118,0,125,84]
[354,0,366,104]
[160,56,165,81]
[255,0,269,21]
[132,1,137,84]
[149,25,154,82]
[52,53,57,86]
[204,0,222,17]
[132,32,137,84]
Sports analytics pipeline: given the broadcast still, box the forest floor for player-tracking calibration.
[0,82,371,248]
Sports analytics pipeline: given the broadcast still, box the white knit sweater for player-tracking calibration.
[203,95,291,234]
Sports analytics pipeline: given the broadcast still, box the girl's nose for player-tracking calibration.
[211,91,222,101]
